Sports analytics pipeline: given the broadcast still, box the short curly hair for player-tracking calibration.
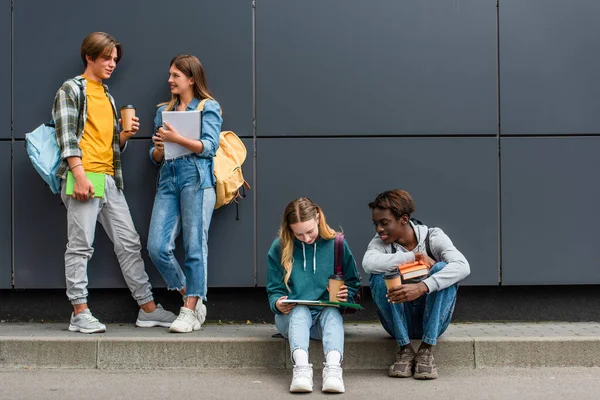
[368,190,415,220]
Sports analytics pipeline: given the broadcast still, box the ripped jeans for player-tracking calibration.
[370,262,457,346]
[147,155,216,300]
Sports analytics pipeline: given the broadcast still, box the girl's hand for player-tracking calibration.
[336,285,349,302]
[276,296,295,314]
[157,122,181,143]
[152,135,165,151]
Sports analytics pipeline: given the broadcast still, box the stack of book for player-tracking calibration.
[398,261,429,280]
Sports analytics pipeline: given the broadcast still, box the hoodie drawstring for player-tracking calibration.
[302,242,307,272]
[313,243,317,273]
[301,242,317,273]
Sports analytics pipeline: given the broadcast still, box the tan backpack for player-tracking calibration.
[198,99,251,210]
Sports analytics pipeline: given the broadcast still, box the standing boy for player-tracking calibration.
[53,32,175,333]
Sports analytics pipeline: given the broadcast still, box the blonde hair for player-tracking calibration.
[158,54,216,111]
[279,197,337,290]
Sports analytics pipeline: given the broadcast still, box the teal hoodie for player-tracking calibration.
[266,236,361,314]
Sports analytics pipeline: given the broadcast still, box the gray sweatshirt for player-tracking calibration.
[362,220,470,293]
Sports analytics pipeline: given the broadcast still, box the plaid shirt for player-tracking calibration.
[52,76,126,191]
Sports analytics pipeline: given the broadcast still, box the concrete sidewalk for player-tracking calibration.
[1,322,599,370]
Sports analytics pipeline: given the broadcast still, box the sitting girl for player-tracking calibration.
[266,197,361,393]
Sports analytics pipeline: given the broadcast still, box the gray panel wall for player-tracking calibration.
[14,0,252,139]
[256,138,498,286]
[14,141,164,288]
[7,1,600,289]
[14,140,66,288]
[500,0,600,134]
[0,143,11,288]
[501,138,600,285]
[0,0,9,139]
[257,0,497,136]
[208,139,254,286]
[14,138,254,288]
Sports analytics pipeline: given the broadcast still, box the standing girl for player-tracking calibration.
[147,55,221,333]
[266,197,361,393]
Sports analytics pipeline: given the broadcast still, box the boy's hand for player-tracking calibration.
[73,176,94,201]
[387,282,428,303]
[415,252,436,269]
[119,116,140,139]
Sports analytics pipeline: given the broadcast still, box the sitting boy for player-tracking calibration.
[362,190,470,379]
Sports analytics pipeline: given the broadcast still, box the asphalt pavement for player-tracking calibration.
[1,367,599,400]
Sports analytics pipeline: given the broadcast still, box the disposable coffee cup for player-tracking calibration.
[120,105,136,132]
[328,274,345,302]
[384,271,402,291]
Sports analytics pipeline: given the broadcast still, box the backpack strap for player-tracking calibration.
[197,98,208,112]
[197,98,223,115]
[389,229,435,261]
[334,233,345,276]
[410,217,424,225]
[425,229,435,262]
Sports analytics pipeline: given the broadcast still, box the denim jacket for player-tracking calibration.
[150,97,222,189]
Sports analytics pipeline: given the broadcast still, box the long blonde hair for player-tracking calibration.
[279,197,337,290]
[158,54,215,111]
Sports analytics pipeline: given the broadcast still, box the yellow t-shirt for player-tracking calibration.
[80,77,115,175]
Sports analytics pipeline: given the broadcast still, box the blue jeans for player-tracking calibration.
[370,262,457,346]
[275,305,345,360]
[147,156,216,300]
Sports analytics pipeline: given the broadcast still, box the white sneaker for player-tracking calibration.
[290,364,313,393]
[169,307,201,333]
[196,302,207,325]
[322,364,345,393]
[183,296,207,325]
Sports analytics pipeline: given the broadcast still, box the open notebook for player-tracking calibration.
[280,299,363,309]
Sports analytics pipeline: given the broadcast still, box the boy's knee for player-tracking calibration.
[429,261,447,275]
[369,274,387,293]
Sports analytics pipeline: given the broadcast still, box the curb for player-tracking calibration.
[1,323,599,369]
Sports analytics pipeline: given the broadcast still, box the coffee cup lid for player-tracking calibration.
[120,105,135,110]
[384,271,401,279]
[328,274,344,280]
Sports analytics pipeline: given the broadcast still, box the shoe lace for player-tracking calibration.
[323,364,343,379]
[294,365,313,379]
[396,347,415,363]
[416,349,434,365]
[80,312,99,323]
[176,309,194,322]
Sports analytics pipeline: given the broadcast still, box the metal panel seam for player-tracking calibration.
[252,0,258,287]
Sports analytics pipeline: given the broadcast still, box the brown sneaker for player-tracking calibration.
[413,348,438,380]
[388,345,415,378]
